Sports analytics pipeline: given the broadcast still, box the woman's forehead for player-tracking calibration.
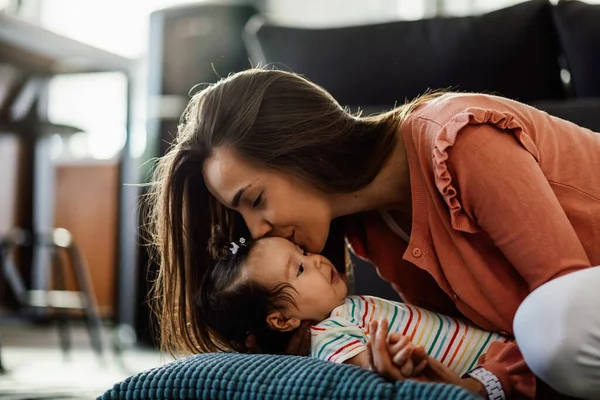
[203,149,259,203]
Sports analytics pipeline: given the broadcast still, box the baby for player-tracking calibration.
[198,234,509,376]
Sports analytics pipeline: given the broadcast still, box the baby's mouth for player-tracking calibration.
[330,267,339,284]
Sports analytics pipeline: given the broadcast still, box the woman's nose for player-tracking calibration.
[247,216,273,239]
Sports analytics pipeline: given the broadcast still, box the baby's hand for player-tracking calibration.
[386,332,427,377]
[367,319,427,380]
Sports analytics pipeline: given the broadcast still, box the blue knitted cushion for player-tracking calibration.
[99,353,479,400]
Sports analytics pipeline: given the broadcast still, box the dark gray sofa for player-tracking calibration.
[245,0,600,132]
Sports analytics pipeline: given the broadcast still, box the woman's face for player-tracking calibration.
[203,147,332,253]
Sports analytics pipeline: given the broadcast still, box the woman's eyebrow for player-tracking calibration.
[230,184,252,208]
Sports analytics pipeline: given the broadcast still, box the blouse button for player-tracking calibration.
[411,247,422,257]
[452,292,459,301]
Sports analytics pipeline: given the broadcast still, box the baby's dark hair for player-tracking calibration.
[193,227,296,354]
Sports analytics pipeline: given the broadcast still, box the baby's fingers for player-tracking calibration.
[392,346,415,375]
[400,352,415,377]
[389,335,411,354]
[386,332,405,345]
[413,359,428,376]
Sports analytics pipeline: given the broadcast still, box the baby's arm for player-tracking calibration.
[344,349,371,368]
[310,318,368,364]
[311,317,426,376]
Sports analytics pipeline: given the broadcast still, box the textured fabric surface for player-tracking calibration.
[99,353,479,400]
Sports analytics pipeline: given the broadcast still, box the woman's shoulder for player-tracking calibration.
[403,92,553,154]
[409,92,529,128]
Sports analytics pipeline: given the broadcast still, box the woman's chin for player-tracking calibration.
[296,233,317,253]
[306,233,329,254]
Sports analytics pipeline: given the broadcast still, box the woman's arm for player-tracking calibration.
[448,123,591,289]
[444,122,593,398]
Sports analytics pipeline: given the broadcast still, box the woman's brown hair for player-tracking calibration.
[147,68,437,356]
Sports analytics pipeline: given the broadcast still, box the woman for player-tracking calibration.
[149,68,600,399]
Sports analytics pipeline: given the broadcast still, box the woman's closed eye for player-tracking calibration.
[252,193,262,208]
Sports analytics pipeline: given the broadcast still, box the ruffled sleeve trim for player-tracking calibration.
[431,107,540,233]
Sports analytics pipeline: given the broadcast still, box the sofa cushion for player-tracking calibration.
[99,353,479,400]
[553,0,600,98]
[246,0,566,108]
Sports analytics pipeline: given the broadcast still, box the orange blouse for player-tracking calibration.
[347,93,600,399]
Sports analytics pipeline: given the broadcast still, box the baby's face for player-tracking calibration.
[243,237,347,322]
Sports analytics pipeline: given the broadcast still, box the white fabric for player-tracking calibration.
[513,267,600,400]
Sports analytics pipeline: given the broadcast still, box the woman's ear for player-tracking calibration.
[267,310,302,332]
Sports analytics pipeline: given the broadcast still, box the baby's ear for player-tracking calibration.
[266,310,302,332]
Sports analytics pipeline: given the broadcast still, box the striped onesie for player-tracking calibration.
[310,295,510,376]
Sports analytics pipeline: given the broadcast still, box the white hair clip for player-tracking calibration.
[229,237,246,255]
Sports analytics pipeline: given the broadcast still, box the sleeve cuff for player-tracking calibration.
[334,345,367,364]
[466,367,506,400]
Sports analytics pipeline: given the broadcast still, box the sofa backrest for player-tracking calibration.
[245,0,567,110]
[553,0,600,98]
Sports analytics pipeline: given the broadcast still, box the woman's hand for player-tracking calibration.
[414,357,486,397]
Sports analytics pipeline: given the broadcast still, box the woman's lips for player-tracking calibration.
[287,231,295,243]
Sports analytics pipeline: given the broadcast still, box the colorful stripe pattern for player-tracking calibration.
[310,295,509,376]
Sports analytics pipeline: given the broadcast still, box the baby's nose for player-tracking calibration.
[312,255,323,269]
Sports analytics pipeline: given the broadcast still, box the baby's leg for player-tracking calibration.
[513,267,600,400]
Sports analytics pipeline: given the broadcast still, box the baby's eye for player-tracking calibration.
[296,264,304,277]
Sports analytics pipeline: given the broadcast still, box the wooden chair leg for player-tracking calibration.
[66,243,104,359]
[52,247,72,360]
[0,333,6,374]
